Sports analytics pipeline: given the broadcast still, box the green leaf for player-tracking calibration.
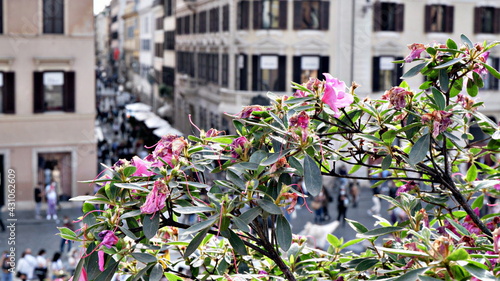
[461,34,474,48]
[439,69,449,93]
[276,215,292,251]
[433,57,463,69]
[164,272,183,281]
[465,164,478,182]
[261,151,289,166]
[82,202,96,214]
[183,216,217,236]
[58,227,77,240]
[232,216,250,233]
[340,238,364,250]
[359,226,403,238]
[346,219,369,234]
[149,263,164,281]
[402,62,427,78]
[327,234,341,248]
[409,133,430,166]
[354,258,379,271]
[143,213,160,240]
[446,248,469,261]
[239,207,261,224]
[471,194,484,210]
[257,199,282,215]
[221,229,248,255]
[482,62,500,79]
[381,155,392,170]
[123,166,137,178]
[174,206,215,214]
[131,252,157,264]
[71,254,85,281]
[119,226,138,240]
[426,47,437,56]
[392,267,429,281]
[303,154,322,196]
[473,71,484,88]
[446,38,458,49]
[184,228,209,257]
[466,78,479,97]
[115,183,150,193]
[94,255,119,281]
[431,87,446,110]
[418,276,445,281]
[463,263,496,281]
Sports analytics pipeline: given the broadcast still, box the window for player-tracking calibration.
[164,31,175,50]
[254,0,287,29]
[222,54,228,87]
[237,1,250,30]
[373,2,404,32]
[209,8,219,33]
[141,39,150,51]
[425,5,454,33]
[155,43,163,58]
[474,7,500,34]
[482,57,500,90]
[177,52,194,77]
[199,11,207,33]
[292,56,329,84]
[176,18,182,35]
[127,26,134,38]
[33,71,75,113]
[372,56,403,92]
[0,72,15,114]
[293,1,329,30]
[43,0,64,34]
[252,55,286,92]
[222,5,229,31]
[0,0,3,34]
[183,15,191,34]
[162,67,175,87]
[237,54,248,90]
[164,0,173,17]
[156,17,163,30]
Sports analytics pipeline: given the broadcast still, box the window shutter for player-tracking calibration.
[253,0,262,29]
[3,72,14,114]
[252,55,259,91]
[223,5,229,31]
[319,1,330,30]
[279,0,287,30]
[474,7,482,33]
[293,1,302,30]
[494,8,500,33]
[278,55,287,91]
[292,56,301,84]
[241,1,250,30]
[33,72,45,113]
[319,56,330,81]
[395,4,404,32]
[445,6,454,33]
[372,57,380,92]
[395,56,403,86]
[373,2,382,31]
[239,54,248,91]
[493,58,499,89]
[63,71,75,112]
[424,5,431,32]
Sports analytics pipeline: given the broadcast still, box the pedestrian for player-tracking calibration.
[60,216,74,253]
[2,251,13,281]
[34,183,43,219]
[312,187,329,223]
[337,187,349,226]
[17,249,36,281]
[348,179,359,208]
[50,252,65,281]
[46,182,58,220]
[34,249,48,281]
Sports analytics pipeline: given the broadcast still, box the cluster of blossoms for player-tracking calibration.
[421,110,453,138]
[381,87,413,110]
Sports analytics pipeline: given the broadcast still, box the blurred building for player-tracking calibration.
[95,0,500,133]
[0,0,97,206]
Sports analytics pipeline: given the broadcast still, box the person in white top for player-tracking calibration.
[17,249,37,281]
[34,249,47,281]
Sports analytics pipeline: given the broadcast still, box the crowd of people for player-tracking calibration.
[1,247,82,281]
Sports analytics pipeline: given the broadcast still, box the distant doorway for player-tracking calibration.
[37,152,72,201]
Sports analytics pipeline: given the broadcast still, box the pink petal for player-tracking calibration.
[98,251,105,272]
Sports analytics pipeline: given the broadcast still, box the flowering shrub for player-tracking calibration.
[60,35,500,281]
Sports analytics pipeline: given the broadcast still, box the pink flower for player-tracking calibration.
[381,87,413,110]
[289,111,310,129]
[237,105,265,119]
[145,135,187,167]
[98,230,119,248]
[205,128,223,137]
[421,110,453,138]
[321,74,353,117]
[131,156,154,177]
[140,180,170,214]
[493,228,500,253]
[396,180,418,196]
[230,136,250,159]
[404,43,426,63]
[98,250,105,272]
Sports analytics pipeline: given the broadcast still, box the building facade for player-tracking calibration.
[0,0,97,206]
